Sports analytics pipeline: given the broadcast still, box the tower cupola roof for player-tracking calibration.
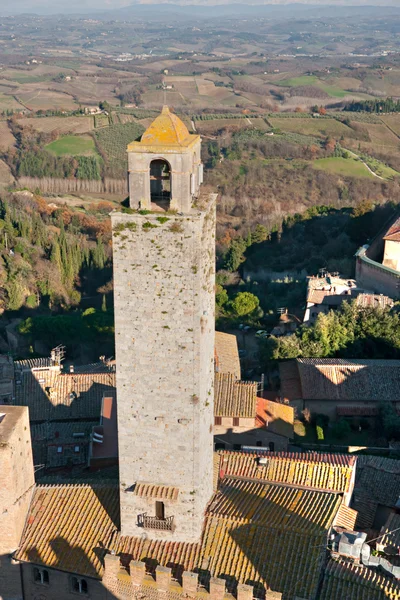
[140,106,191,147]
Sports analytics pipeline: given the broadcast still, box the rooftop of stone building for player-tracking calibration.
[127,106,199,149]
[15,450,356,599]
[14,368,116,422]
[214,373,257,418]
[280,358,400,402]
[216,450,355,493]
[255,398,294,438]
[0,405,29,443]
[353,455,400,530]
[383,215,400,242]
[215,332,241,380]
[319,558,400,600]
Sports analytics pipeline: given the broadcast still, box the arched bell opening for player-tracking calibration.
[150,159,171,211]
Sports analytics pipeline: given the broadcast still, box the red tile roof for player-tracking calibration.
[217,450,355,492]
[14,369,116,421]
[256,398,294,438]
[215,332,241,379]
[320,558,400,600]
[294,359,400,402]
[16,474,342,600]
[214,373,257,418]
[383,216,400,242]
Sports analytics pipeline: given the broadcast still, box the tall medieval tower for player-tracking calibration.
[113,107,216,543]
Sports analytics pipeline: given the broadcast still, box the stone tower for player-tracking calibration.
[113,107,216,543]
[0,406,35,599]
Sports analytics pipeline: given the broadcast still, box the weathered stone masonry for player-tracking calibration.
[112,197,216,543]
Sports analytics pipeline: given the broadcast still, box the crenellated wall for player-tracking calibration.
[102,555,282,600]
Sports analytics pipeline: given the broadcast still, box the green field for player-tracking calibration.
[269,117,353,139]
[360,155,400,180]
[276,75,349,98]
[45,135,97,156]
[278,75,318,87]
[313,157,374,178]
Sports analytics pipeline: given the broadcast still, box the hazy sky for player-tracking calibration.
[3,0,400,15]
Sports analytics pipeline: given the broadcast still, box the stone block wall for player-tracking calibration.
[112,196,216,543]
[0,407,35,600]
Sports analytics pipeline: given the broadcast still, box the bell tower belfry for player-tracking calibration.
[127,106,203,212]
[113,107,215,543]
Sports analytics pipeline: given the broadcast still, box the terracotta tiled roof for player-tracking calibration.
[319,558,400,600]
[353,456,400,528]
[216,450,355,492]
[215,332,241,379]
[214,373,257,418]
[17,476,341,599]
[378,512,400,554]
[14,357,53,370]
[133,483,179,501]
[201,477,341,599]
[256,398,294,438]
[333,504,358,531]
[15,484,120,578]
[383,216,400,242]
[296,359,400,401]
[279,361,303,400]
[14,369,116,422]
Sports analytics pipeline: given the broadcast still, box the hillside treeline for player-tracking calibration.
[203,128,400,241]
[0,192,112,312]
[344,97,400,113]
[3,120,101,180]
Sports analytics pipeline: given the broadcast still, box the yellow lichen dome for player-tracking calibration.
[141,106,191,146]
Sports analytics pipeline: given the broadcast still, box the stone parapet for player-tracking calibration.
[103,557,282,600]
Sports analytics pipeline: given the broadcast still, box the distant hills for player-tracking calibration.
[2,0,400,17]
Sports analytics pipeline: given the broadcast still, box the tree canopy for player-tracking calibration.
[264,301,400,361]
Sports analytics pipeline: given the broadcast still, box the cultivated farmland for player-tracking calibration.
[18,116,95,134]
[93,121,145,178]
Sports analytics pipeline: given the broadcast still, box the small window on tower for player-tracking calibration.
[155,501,165,520]
[57,446,63,454]
[214,416,222,426]
[233,417,240,427]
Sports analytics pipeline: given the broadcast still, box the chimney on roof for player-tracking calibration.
[130,560,145,586]
[155,565,172,592]
[69,365,74,373]
[182,571,199,596]
[209,577,226,600]
[103,553,120,578]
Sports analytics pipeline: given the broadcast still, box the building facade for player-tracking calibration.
[113,107,216,542]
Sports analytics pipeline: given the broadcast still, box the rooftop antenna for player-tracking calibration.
[50,345,66,366]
